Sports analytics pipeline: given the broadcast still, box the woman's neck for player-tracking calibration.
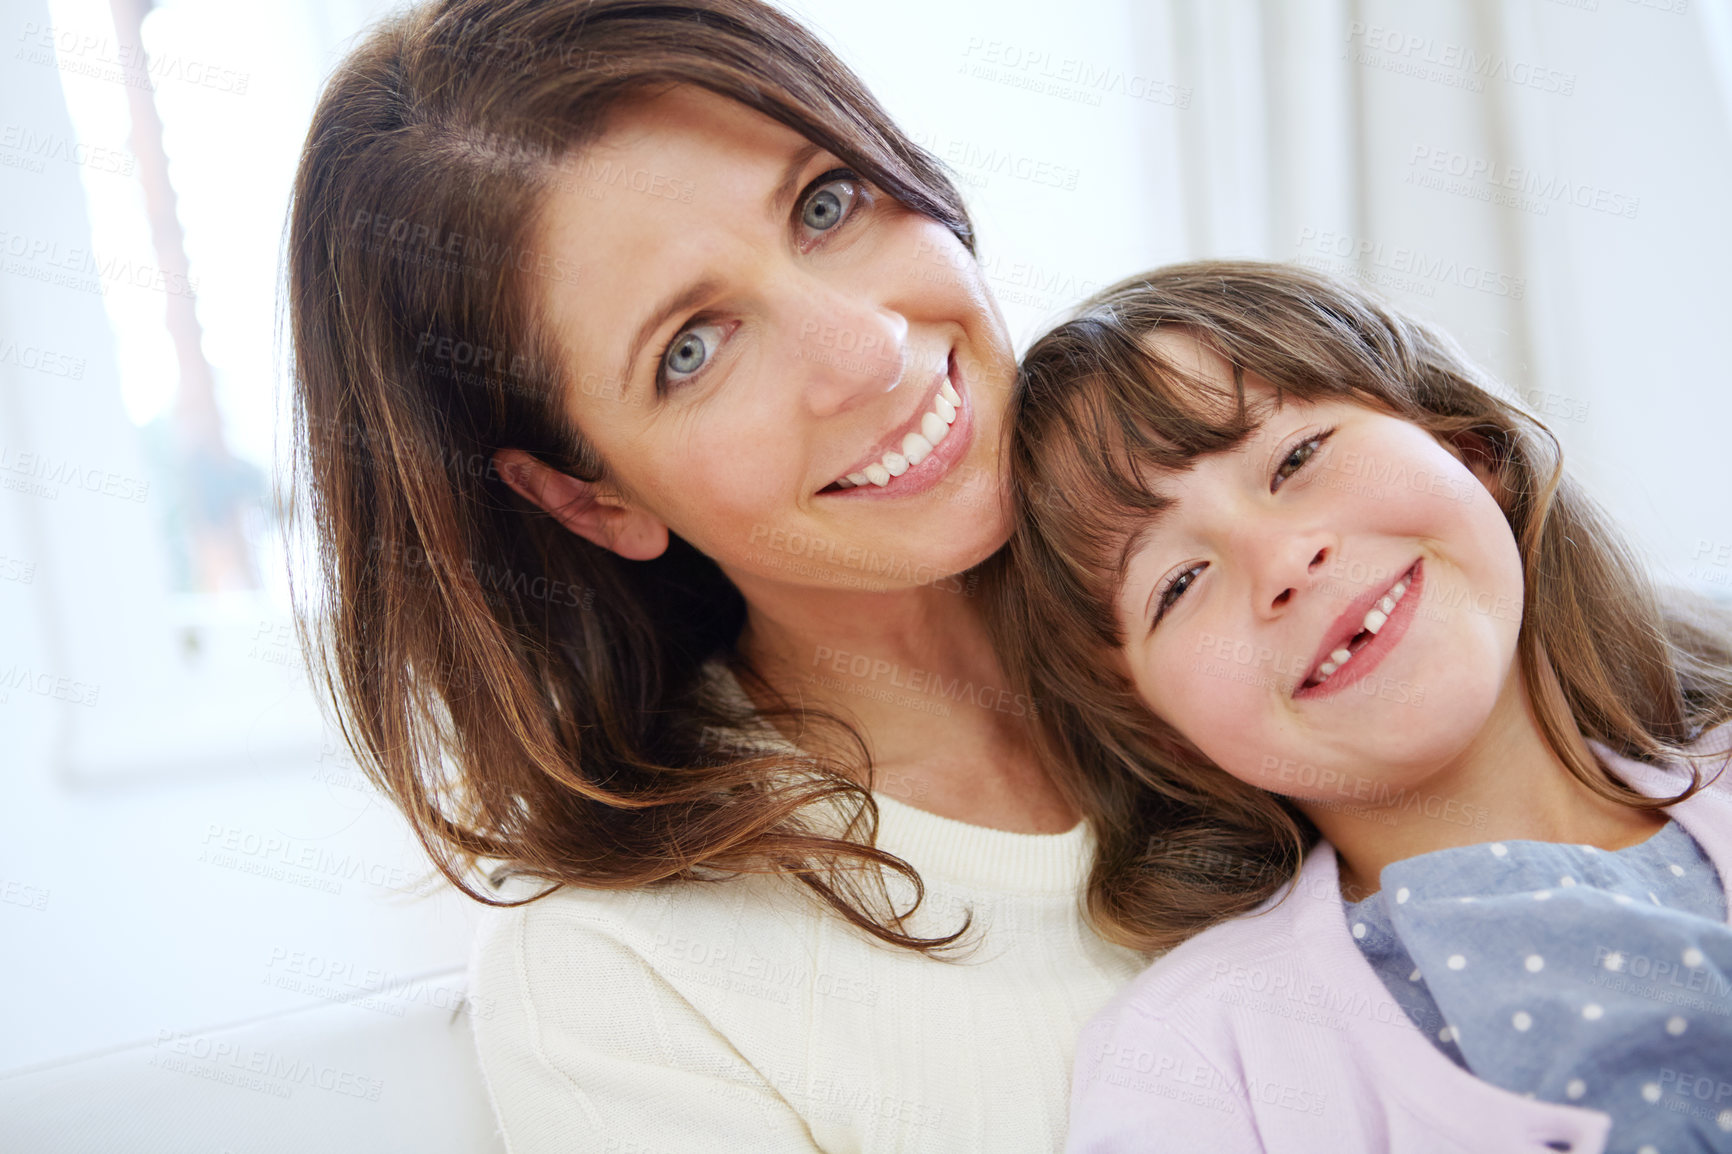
[731,580,1080,834]
[1303,661,1669,901]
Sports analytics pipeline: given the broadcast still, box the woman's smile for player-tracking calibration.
[815,350,974,498]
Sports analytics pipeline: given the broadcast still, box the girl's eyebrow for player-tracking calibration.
[1115,497,1179,581]
[1112,407,1291,608]
[1127,521,1169,624]
[1107,391,1291,595]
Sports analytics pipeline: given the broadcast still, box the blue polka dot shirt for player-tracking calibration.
[1345,819,1732,1153]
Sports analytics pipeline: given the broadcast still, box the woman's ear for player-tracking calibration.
[493,449,669,560]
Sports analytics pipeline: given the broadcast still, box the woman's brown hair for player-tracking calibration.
[987,260,1732,954]
[286,0,986,953]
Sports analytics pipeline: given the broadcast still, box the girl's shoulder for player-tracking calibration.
[1593,719,1732,801]
[1690,718,1732,779]
[1103,843,1347,1030]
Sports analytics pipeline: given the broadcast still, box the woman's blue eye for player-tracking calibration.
[800,175,858,234]
[663,323,724,383]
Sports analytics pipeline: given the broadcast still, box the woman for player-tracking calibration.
[286,1,1160,1149]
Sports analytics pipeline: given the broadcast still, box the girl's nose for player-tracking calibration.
[1258,539,1332,615]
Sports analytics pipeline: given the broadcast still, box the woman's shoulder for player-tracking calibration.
[466,871,823,1060]
[471,869,810,977]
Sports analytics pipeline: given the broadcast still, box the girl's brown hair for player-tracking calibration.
[988,260,1732,954]
[286,0,985,953]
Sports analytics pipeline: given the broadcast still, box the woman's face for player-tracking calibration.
[530,85,1016,593]
[1112,333,1527,801]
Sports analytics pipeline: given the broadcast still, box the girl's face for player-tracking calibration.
[1113,333,1527,800]
[531,85,1016,590]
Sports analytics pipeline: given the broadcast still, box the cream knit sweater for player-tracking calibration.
[467,662,1153,1152]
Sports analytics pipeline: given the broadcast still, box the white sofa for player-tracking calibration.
[0,968,506,1153]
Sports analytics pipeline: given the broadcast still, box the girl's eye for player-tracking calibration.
[798,172,860,240]
[1152,563,1206,629]
[1272,428,1335,491]
[661,322,727,386]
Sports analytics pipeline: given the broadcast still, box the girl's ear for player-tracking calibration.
[492,448,670,561]
[1445,430,1506,506]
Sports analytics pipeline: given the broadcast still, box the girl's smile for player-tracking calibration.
[1292,557,1423,699]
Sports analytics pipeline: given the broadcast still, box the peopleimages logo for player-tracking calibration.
[348,210,581,286]
[0,124,133,176]
[957,37,1192,109]
[907,130,1082,192]
[1345,22,1577,95]
[15,21,251,95]
[1294,228,1526,300]
[810,645,1037,719]
[0,227,198,297]
[1404,146,1640,219]
[1265,757,1489,829]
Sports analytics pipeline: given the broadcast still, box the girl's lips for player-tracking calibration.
[814,352,974,500]
[1292,560,1425,701]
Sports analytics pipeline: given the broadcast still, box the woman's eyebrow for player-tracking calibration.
[770,141,824,215]
[613,142,828,391]
[618,276,722,389]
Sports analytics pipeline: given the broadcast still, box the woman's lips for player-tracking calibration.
[815,352,974,500]
[1292,560,1425,701]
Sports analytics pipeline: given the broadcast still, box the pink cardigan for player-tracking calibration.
[1066,732,1732,1154]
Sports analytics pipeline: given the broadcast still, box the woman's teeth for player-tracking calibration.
[1312,572,1412,682]
[832,379,961,489]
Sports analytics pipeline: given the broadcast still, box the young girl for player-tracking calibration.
[993,261,1732,1153]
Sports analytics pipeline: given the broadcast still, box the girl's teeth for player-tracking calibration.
[1310,569,1415,686]
[828,380,962,491]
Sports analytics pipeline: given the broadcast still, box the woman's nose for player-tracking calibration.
[774,283,909,417]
